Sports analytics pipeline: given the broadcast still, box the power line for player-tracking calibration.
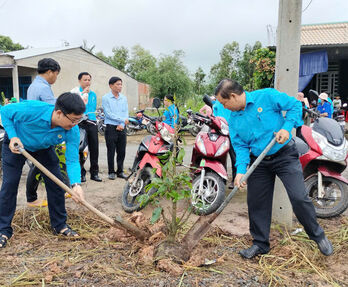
[302,0,313,12]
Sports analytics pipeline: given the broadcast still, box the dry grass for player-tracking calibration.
[0,208,347,286]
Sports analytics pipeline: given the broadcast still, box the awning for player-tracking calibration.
[298,50,328,92]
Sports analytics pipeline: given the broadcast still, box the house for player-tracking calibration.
[0,46,150,110]
[299,21,348,100]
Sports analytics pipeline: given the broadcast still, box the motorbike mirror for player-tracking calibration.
[308,89,319,103]
[153,98,161,109]
[203,94,213,108]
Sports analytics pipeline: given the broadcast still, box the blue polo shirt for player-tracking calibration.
[102,92,129,127]
[163,104,179,128]
[317,101,332,118]
[0,101,81,184]
[27,76,55,104]
[228,88,303,174]
[76,87,97,121]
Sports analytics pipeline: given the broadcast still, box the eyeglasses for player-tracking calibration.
[63,112,83,124]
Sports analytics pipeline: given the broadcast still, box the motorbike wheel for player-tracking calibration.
[147,123,157,135]
[305,175,348,218]
[189,126,200,137]
[122,167,157,213]
[126,126,136,136]
[191,171,225,215]
[97,120,105,136]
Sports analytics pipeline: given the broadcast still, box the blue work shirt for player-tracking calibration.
[27,76,55,104]
[317,101,332,118]
[213,100,231,120]
[75,87,97,121]
[0,101,81,184]
[102,92,129,127]
[228,88,303,174]
[163,104,179,128]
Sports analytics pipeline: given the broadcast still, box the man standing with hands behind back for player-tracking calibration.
[102,77,129,180]
[71,72,101,182]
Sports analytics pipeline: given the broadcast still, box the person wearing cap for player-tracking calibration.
[317,93,332,118]
[215,78,333,259]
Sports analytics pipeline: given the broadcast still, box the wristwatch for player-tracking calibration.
[71,183,81,188]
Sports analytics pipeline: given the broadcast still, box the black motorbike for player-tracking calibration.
[126,110,148,136]
[96,107,106,136]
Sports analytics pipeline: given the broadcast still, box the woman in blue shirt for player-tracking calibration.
[317,93,332,118]
[162,94,179,128]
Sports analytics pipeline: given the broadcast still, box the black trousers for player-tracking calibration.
[105,124,127,174]
[0,134,67,238]
[228,143,237,181]
[247,142,325,252]
[79,121,99,177]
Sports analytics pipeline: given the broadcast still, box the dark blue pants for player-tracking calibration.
[247,142,325,252]
[0,135,67,238]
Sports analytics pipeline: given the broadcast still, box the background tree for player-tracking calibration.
[109,46,129,72]
[237,41,262,90]
[209,42,240,89]
[149,50,192,101]
[127,44,157,83]
[0,35,24,52]
[95,51,111,64]
[250,47,276,89]
[193,67,206,95]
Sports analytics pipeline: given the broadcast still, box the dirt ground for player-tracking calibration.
[0,132,347,286]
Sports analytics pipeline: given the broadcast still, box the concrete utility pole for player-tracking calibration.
[273,0,302,226]
[12,64,19,101]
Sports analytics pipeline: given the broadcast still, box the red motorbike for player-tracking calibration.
[122,99,175,213]
[296,108,348,217]
[189,95,230,215]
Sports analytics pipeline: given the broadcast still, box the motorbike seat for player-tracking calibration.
[294,136,309,156]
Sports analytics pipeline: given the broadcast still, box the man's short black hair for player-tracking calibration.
[215,79,244,99]
[78,72,91,80]
[55,92,86,115]
[165,94,174,102]
[37,58,61,74]
[109,76,122,85]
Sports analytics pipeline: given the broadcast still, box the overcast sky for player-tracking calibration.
[0,0,347,74]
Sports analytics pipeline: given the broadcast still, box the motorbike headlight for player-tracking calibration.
[160,127,172,143]
[220,120,229,136]
[196,135,207,155]
[215,138,230,157]
[311,130,325,152]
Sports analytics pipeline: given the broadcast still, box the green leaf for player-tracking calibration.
[177,148,185,163]
[150,207,162,224]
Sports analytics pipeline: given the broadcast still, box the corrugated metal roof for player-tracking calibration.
[5,46,81,60]
[301,22,348,46]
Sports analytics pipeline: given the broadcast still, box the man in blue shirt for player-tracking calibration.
[26,58,61,207]
[215,79,332,259]
[27,58,60,104]
[71,72,101,182]
[102,77,129,180]
[0,93,86,249]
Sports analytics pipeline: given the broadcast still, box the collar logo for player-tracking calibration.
[58,134,62,139]
[258,107,263,113]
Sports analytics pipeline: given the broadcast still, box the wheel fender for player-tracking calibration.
[194,159,228,180]
[317,166,348,185]
[139,153,162,177]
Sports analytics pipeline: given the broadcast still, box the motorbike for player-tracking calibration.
[126,110,149,136]
[26,119,89,194]
[296,108,348,218]
[189,95,230,215]
[96,107,106,136]
[122,98,176,213]
[186,109,204,137]
[0,124,5,178]
[333,103,347,132]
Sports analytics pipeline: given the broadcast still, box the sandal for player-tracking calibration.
[55,225,79,238]
[27,199,48,208]
[0,234,8,248]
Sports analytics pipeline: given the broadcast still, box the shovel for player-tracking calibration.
[181,137,277,253]
[15,144,149,241]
